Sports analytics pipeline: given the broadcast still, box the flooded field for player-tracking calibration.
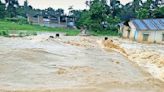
[0,34,164,92]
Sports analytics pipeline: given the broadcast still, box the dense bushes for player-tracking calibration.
[5,18,28,24]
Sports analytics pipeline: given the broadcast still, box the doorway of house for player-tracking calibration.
[127,30,130,38]
[143,33,149,41]
[162,34,164,41]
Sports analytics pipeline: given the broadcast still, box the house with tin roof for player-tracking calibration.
[119,18,164,43]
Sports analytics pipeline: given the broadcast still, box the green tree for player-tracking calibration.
[70,10,82,22]
[106,15,120,31]
[77,0,121,33]
[56,8,64,16]
[76,10,92,28]
[88,0,108,31]
[120,3,135,20]
[137,8,149,19]
[16,0,29,18]
[5,0,19,17]
[110,0,122,18]
[143,0,153,9]
[42,7,55,17]
[16,6,25,17]
[132,0,143,11]
[0,1,5,18]
[24,0,29,16]
[152,6,164,18]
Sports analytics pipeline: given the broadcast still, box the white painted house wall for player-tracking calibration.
[120,20,164,43]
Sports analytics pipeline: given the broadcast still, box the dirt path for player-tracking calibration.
[0,35,163,92]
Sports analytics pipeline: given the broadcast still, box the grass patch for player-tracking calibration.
[0,30,9,37]
[0,20,119,37]
[0,20,80,36]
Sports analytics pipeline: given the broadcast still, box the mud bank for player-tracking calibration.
[101,38,164,82]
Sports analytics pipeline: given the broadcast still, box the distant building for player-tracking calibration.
[27,14,44,24]
[27,14,75,28]
[119,18,164,43]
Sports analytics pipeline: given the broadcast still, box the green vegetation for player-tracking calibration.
[0,30,9,37]
[0,1,5,19]
[0,20,80,36]
[74,0,164,35]
[0,0,163,36]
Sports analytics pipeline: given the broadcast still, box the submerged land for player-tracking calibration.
[0,33,163,92]
[0,0,163,91]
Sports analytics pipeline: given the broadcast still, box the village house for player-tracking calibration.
[119,18,164,43]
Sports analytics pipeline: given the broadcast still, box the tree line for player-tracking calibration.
[0,0,163,33]
[0,0,65,18]
[74,0,164,32]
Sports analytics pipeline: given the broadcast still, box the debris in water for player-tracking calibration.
[56,33,60,38]
[105,37,108,40]
[49,36,54,38]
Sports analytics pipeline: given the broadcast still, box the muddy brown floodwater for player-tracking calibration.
[0,34,163,92]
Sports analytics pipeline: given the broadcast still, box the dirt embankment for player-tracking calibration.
[101,38,164,82]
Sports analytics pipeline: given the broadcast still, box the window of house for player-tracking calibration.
[162,34,164,41]
[143,33,149,41]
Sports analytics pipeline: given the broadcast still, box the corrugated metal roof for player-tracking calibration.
[133,20,147,30]
[131,18,164,30]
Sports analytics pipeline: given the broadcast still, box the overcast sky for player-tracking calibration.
[14,0,133,13]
